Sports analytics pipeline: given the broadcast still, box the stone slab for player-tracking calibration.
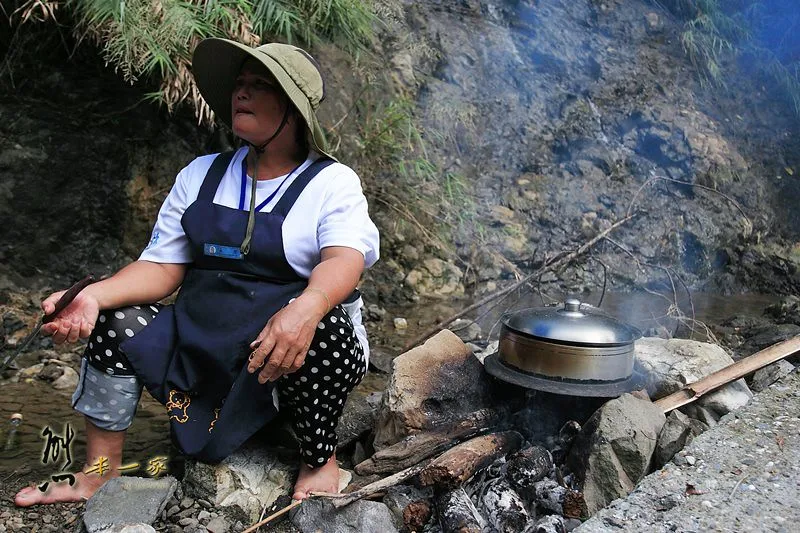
[83,477,177,533]
[575,369,800,533]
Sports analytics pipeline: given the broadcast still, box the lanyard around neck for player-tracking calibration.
[238,157,305,212]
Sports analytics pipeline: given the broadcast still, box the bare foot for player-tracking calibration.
[293,454,340,500]
[14,472,109,507]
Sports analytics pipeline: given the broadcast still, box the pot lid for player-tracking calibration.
[502,299,642,346]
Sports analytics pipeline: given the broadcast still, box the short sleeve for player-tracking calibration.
[138,166,194,264]
[317,166,380,268]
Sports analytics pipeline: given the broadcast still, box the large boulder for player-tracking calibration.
[567,394,666,516]
[636,338,752,423]
[373,330,495,450]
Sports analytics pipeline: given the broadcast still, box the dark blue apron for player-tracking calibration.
[121,151,334,462]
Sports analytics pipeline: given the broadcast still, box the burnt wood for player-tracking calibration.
[480,478,530,533]
[418,431,524,489]
[356,408,502,475]
[505,445,553,494]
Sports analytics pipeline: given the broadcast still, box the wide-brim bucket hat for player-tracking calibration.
[192,38,336,161]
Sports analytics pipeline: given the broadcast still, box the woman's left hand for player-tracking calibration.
[247,292,327,383]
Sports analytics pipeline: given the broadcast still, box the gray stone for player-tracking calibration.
[636,338,753,422]
[574,372,800,532]
[567,394,666,515]
[205,517,230,533]
[52,366,79,390]
[749,360,795,392]
[291,498,399,533]
[182,444,296,523]
[83,477,177,533]
[653,410,693,469]
[373,330,496,450]
[449,318,482,342]
[337,383,380,449]
[98,525,157,533]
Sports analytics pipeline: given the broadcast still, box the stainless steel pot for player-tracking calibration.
[484,299,643,396]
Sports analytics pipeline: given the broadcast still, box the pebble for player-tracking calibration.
[701,500,714,508]
[685,455,696,466]
[197,510,212,522]
[166,504,181,517]
[180,497,195,509]
[393,317,408,330]
[197,499,213,509]
[206,517,229,533]
[178,517,199,528]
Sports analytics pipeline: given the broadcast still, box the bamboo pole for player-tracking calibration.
[654,336,800,413]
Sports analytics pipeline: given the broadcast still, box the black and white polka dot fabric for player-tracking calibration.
[277,304,367,468]
[73,303,367,468]
[85,304,163,376]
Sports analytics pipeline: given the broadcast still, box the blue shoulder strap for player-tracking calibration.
[197,151,237,202]
[270,158,335,217]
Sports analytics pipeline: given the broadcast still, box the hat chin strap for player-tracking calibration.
[239,106,292,256]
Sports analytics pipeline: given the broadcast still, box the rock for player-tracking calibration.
[364,304,386,322]
[52,365,79,390]
[475,340,499,363]
[18,363,44,378]
[404,259,465,298]
[567,394,667,516]
[749,360,795,392]
[373,330,497,450]
[205,516,230,533]
[291,498,399,533]
[182,445,296,523]
[337,384,380,449]
[448,318,482,342]
[653,410,693,469]
[636,338,753,422]
[393,317,407,330]
[83,476,177,533]
[38,361,64,381]
[99,525,157,533]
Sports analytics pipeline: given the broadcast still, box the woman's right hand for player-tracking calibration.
[40,290,100,344]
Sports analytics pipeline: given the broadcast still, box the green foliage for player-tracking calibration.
[347,93,477,255]
[663,0,800,115]
[12,0,374,117]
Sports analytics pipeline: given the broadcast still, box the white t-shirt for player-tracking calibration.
[139,147,380,362]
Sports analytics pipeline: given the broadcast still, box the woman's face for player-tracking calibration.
[230,58,297,146]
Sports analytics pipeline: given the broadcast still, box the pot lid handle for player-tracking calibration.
[564,299,582,313]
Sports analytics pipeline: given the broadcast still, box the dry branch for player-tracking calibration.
[355,408,502,475]
[312,460,431,508]
[418,431,524,489]
[405,214,638,349]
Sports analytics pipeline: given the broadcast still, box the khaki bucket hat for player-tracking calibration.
[192,38,335,161]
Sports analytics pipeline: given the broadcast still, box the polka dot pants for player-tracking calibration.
[276,304,367,468]
[74,303,367,468]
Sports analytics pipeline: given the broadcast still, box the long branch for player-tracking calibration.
[403,213,638,350]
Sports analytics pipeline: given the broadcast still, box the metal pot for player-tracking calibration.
[484,299,643,396]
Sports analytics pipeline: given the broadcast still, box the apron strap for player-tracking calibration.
[197,151,237,203]
[270,157,335,217]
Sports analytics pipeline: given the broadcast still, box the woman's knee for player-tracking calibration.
[85,304,161,376]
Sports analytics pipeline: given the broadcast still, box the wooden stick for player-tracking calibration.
[654,336,800,413]
[404,214,637,350]
[241,499,303,533]
[311,460,431,508]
